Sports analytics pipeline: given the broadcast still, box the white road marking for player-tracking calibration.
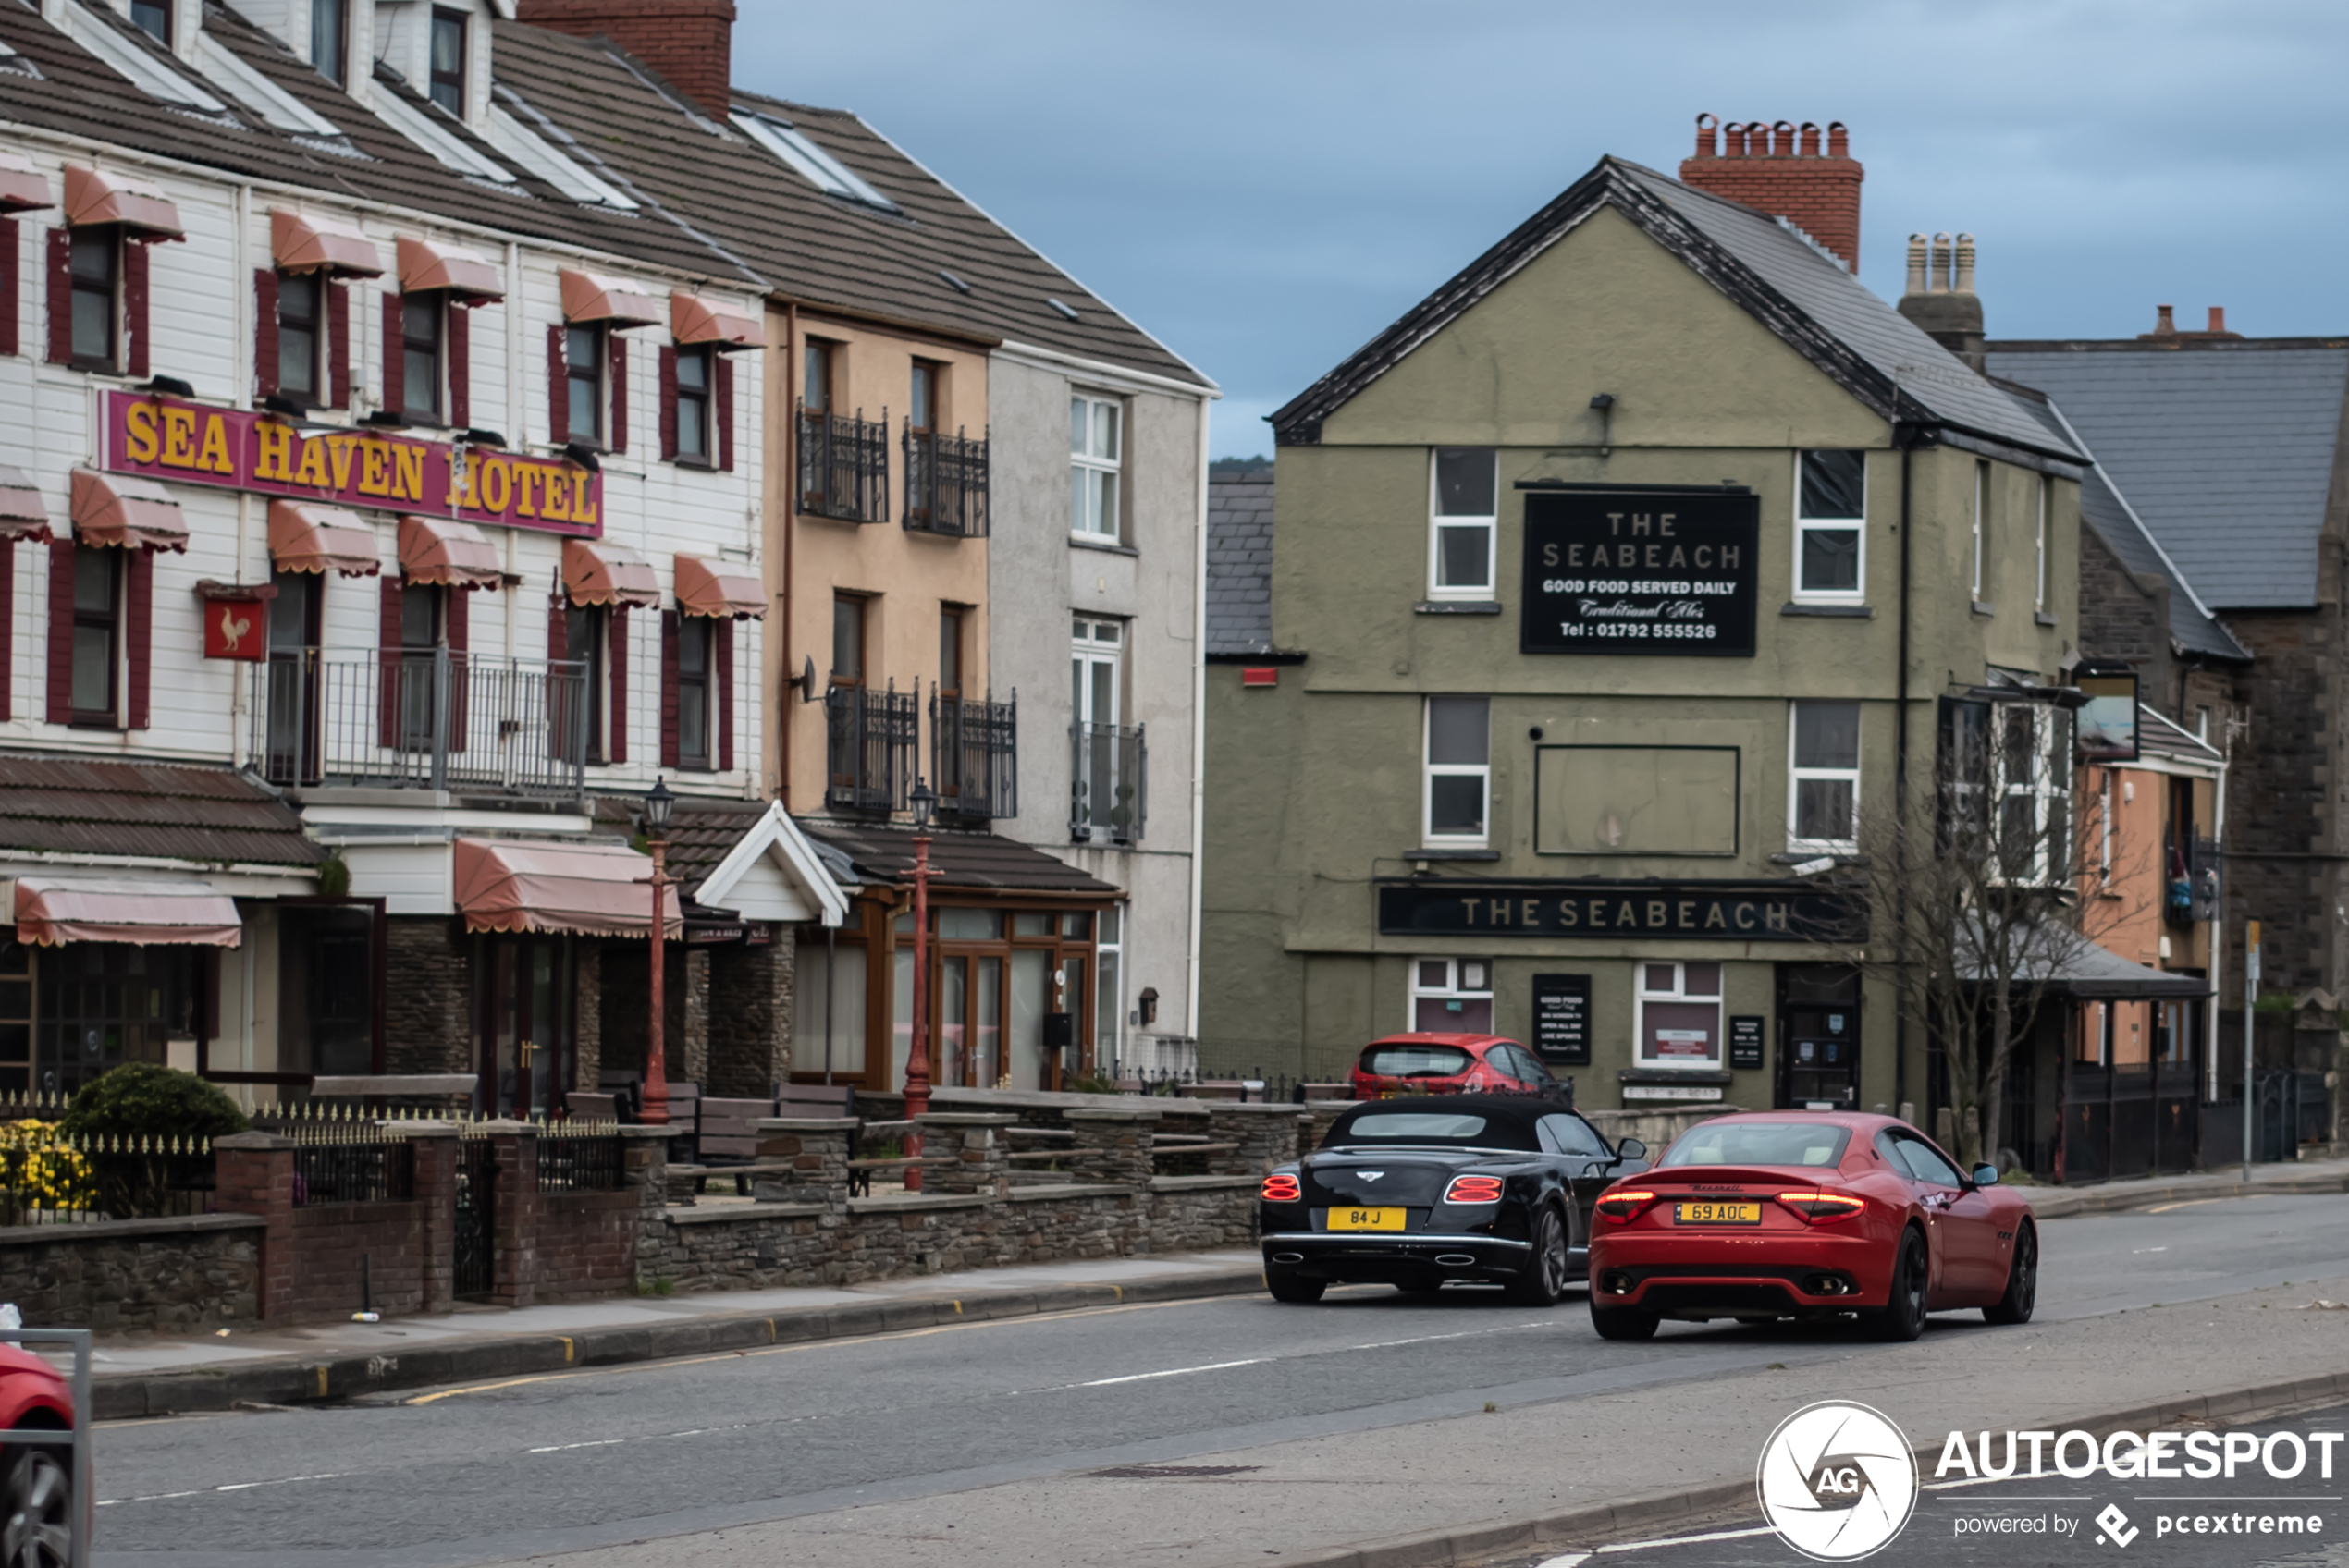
[526,1439,626,1453]
[2133,1246,2171,1254]
[99,1473,344,1507]
[1080,1357,1269,1387]
[1594,1525,1778,1552]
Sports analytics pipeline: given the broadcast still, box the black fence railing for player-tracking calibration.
[290,1126,417,1207]
[904,423,989,537]
[798,403,890,523]
[1071,721,1146,844]
[933,688,1017,821]
[0,1131,215,1224]
[825,681,919,813]
[455,1130,497,1300]
[536,1127,625,1192]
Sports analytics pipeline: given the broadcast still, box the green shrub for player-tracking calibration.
[58,1063,248,1142]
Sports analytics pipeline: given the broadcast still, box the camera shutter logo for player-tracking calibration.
[1756,1402,1919,1561]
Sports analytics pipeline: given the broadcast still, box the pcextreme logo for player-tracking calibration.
[1756,1402,1920,1561]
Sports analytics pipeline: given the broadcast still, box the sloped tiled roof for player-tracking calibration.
[807,822,1118,896]
[1985,343,2349,611]
[1206,473,1273,656]
[0,755,323,867]
[492,24,1211,387]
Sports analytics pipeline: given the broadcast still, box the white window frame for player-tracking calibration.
[1633,961,1724,1070]
[1426,447,1496,601]
[2034,475,2049,612]
[1792,449,1866,602]
[1421,696,1490,846]
[1786,699,1861,853]
[1971,459,1989,600]
[1407,957,1492,1032]
[2097,767,2114,888]
[1991,702,2072,886]
[1070,393,1123,540]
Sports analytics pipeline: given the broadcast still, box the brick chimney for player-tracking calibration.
[1678,115,1863,271]
[517,0,737,122]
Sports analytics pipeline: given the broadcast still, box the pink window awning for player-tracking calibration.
[15,876,242,948]
[396,235,503,300]
[70,468,189,553]
[561,537,660,607]
[0,152,52,215]
[670,292,761,351]
[560,268,663,328]
[271,208,384,276]
[0,464,51,543]
[63,165,183,237]
[674,554,765,619]
[268,500,381,578]
[453,838,680,938]
[397,514,502,589]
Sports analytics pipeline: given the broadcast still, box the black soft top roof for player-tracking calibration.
[1324,1095,1562,1151]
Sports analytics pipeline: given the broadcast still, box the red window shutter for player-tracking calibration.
[445,583,469,753]
[607,605,629,765]
[45,536,73,723]
[716,355,734,472]
[125,547,152,729]
[714,618,733,772]
[608,333,628,453]
[446,301,470,430]
[376,574,402,748]
[658,347,677,461]
[0,542,15,722]
[380,291,404,419]
[326,281,351,409]
[123,239,149,378]
[547,323,568,447]
[253,268,280,400]
[547,591,571,763]
[44,227,69,365]
[0,219,18,360]
[659,609,680,768]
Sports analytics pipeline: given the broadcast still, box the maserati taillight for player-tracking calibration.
[1444,1175,1505,1205]
[1776,1190,1867,1223]
[1594,1189,1658,1223]
[1260,1173,1302,1203]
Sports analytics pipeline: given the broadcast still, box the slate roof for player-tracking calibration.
[492,24,1211,386]
[1983,344,2349,611]
[806,823,1119,896]
[0,755,324,867]
[1272,156,2079,467]
[1206,472,1273,656]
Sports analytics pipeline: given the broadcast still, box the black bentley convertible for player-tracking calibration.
[1259,1096,1649,1305]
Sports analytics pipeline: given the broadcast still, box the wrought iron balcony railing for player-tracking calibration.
[1071,720,1146,845]
[824,681,918,814]
[932,688,1017,820]
[249,647,586,800]
[904,423,990,537]
[797,402,891,523]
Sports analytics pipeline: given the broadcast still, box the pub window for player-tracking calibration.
[70,547,121,726]
[428,6,467,116]
[1409,957,1492,1034]
[1423,695,1489,845]
[567,324,606,446]
[677,616,712,770]
[2034,474,2050,613]
[674,346,710,463]
[1636,961,1722,1069]
[1971,459,1990,600]
[277,271,323,404]
[1788,699,1860,851]
[1428,447,1495,599]
[69,227,120,371]
[1794,449,1864,598]
[1070,393,1122,540]
[401,294,444,423]
[312,0,349,85]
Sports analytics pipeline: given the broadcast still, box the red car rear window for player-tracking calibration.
[1360,1044,1476,1078]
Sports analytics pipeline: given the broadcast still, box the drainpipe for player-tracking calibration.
[780,300,797,808]
[1893,429,1915,1113]
[1185,388,1211,1058]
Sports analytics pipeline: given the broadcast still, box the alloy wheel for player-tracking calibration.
[3,1450,70,1568]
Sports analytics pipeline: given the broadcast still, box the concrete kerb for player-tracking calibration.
[89,1265,1271,1420]
[2023,1167,2349,1220]
[1265,1370,2349,1568]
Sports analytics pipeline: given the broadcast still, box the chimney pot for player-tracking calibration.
[1679,116,1862,268]
[1772,119,1796,156]
[1693,113,1718,159]
[2208,306,2226,334]
[517,0,737,123]
[1904,234,1928,298]
[1799,121,1822,157]
[1826,121,1850,159]
[1953,234,1975,296]
[2155,304,2176,336]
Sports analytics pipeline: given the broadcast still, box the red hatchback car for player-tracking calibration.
[0,1341,74,1565]
[1587,1111,2036,1341]
[1349,1034,1569,1102]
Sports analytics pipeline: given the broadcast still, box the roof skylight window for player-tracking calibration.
[731,111,898,213]
[939,269,970,295]
[1047,298,1080,322]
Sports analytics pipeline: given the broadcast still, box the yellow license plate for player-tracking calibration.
[1325,1207,1406,1231]
[1674,1201,1762,1225]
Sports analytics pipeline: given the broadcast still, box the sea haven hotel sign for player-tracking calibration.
[104,393,603,537]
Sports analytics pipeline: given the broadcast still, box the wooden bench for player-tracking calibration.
[566,1091,621,1122]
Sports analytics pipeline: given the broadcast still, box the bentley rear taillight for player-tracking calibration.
[1260,1173,1302,1203]
[1776,1190,1867,1222]
[1594,1189,1658,1223]
[1444,1175,1504,1205]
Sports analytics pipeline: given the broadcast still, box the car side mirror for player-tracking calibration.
[1614,1138,1647,1164]
[1970,1163,1998,1187]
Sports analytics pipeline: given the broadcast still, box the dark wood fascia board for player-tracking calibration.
[780,298,1005,354]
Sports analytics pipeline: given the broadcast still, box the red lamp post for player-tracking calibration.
[903,779,937,1191]
[638,778,675,1126]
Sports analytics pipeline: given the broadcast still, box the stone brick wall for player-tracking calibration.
[2220,610,2343,998]
[573,944,603,1093]
[287,1200,428,1321]
[707,936,793,1097]
[1678,120,1863,269]
[0,1217,260,1332]
[535,1190,639,1300]
[600,946,707,1084]
[2077,524,2174,704]
[386,918,472,1076]
[514,0,736,122]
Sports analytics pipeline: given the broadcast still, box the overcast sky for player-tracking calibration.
[734,1,2345,458]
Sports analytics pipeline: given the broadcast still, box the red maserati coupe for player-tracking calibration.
[1585,1111,2037,1341]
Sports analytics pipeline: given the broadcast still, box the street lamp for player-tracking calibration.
[639,778,676,1127]
[904,779,937,1191]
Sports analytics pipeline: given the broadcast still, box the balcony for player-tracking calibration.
[797,403,891,523]
[824,682,918,814]
[932,689,1017,821]
[249,648,586,801]
[1071,721,1146,845]
[904,423,990,537]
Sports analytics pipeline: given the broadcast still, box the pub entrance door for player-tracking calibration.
[1777,964,1861,1110]
[478,935,574,1118]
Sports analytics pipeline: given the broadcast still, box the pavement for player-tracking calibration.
[70,1154,2349,1418]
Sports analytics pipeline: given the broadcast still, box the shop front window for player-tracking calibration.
[1410,957,1492,1034]
[277,902,375,1076]
[883,902,1102,1092]
[792,937,867,1078]
[36,944,195,1096]
[0,942,31,1095]
[1637,962,1721,1069]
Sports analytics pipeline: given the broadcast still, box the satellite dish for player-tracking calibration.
[800,655,818,702]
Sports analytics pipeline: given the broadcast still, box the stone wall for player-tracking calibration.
[707,937,793,1097]
[287,1200,428,1321]
[385,918,471,1076]
[2077,524,2174,704]
[535,1189,640,1301]
[0,1216,261,1333]
[2222,610,2343,998]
